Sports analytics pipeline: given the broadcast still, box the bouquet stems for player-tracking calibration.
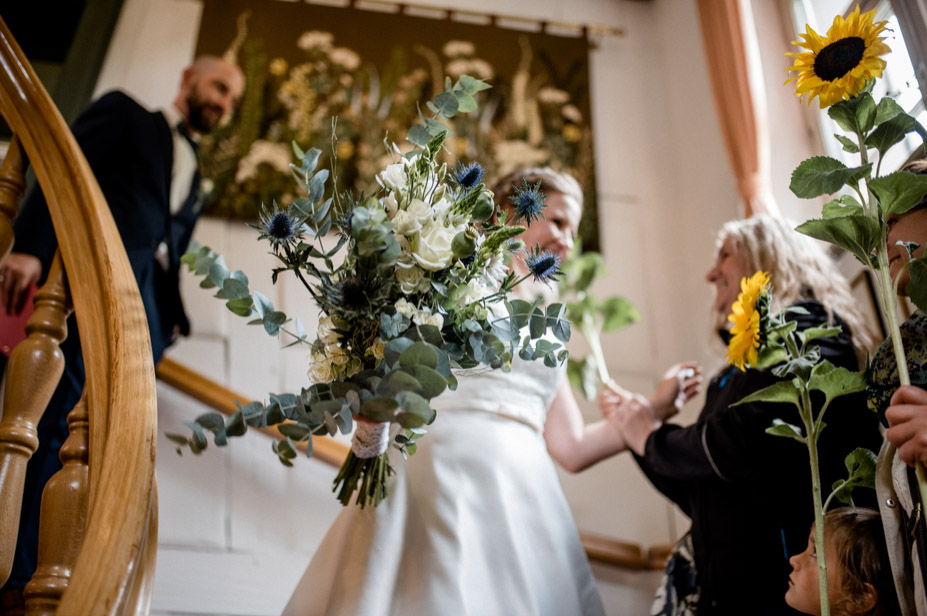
[582,311,611,385]
[333,451,391,508]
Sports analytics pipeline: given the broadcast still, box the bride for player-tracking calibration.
[283,167,700,616]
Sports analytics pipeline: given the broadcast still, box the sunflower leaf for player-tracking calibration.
[856,92,878,134]
[731,380,801,407]
[821,194,864,218]
[807,362,866,407]
[796,216,880,266]
[789,156,872,198]
[766,419,807,444]
[865,112,927,160]
[869,171,927,217]
[830,448,878,506]
[907,256,927,315]
[834,134,860,153]
[875,97,905,125]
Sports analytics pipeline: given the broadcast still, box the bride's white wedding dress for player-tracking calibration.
[283,354,605,616]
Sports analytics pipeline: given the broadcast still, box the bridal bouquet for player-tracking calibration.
[170,75,570,507]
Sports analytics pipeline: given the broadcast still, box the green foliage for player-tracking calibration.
[829,448,878,507]
[795,217,879,267]
[559,249,640,398]
[789,157,871,198]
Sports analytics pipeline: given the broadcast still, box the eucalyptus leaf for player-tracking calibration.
[360,397,399,422]
[410,365,448,398]
[399,341,440,370]
[395,391,436,427]
[375,369,423,397]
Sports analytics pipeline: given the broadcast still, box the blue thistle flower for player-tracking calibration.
[254,202,304,248]
[510,179,547,224]
[269,212,294,239]
[453,162,485,189]
[524,247,562,285]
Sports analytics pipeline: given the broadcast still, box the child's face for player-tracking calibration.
[886,206,927,294]
[785,528,841,615]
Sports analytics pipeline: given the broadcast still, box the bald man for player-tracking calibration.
[0,56,244,603]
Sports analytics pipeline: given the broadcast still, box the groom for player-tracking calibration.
[0,55,244,601]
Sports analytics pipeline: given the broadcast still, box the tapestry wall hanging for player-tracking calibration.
[195,0,599,249]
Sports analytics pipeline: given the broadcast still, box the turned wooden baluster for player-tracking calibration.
[23,389,88,616]
[0,254,71,587]
[0,135,25,263]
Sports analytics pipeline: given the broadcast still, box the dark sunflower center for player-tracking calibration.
[813,37,866,82]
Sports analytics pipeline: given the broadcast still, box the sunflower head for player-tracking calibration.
[785,6,891,108]
[725,271,771,371]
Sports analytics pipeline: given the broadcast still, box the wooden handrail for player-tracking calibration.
[0,15,158,615]
[156,356,669,571]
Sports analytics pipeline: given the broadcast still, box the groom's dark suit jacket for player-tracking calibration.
[7,90,204,588]
[15,90,201,360]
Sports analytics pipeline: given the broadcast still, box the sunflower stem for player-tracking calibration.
[803,382,830,616]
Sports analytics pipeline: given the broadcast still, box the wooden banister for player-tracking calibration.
[0,14,158,615]
[156,356,669,571]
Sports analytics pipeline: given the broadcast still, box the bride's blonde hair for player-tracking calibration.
[715,214,875,358]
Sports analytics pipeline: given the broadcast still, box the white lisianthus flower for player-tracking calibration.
[308,354,333,384]
[412,220,459,271]
[384,192,400,220]
[317,316,340,344]
[395,298,416,319]
[413,309,444,331]
[379,160,408,191]
[396,265,425,294]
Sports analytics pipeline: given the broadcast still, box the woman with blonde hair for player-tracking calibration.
[603,213,881,615]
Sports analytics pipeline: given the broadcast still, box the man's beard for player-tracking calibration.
[185,88,223,133]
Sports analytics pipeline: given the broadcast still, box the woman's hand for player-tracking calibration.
[649,362,702,422]
[598,383,659,456]
[886,385,927,467]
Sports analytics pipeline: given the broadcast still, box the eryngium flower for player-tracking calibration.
[524,247,562,285]
[786,6,890,108]
[510,179,547,224]
[725,271,771,371]
[453,162,485,189]
[255,202,304,249]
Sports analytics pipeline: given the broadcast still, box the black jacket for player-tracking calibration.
[14,90,200,361]
[635,301,882,615]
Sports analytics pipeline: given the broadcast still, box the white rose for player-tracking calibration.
[308,355,333,384]
[413,309,444,330]
[461,278,490,305]
[396,265,425,294]
[406,198,433,223]
[395,298,416,319]
[326,343,350,366]
[412,221,458,271]
[368,338,385,361]
[380,161,408,191]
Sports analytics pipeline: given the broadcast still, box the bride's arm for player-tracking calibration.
[543,379,627,472]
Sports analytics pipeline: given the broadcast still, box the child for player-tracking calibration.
[786,508,898,615]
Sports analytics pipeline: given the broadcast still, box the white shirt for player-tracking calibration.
[161,105,198,216]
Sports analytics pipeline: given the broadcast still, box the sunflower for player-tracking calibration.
[785,6,891,108]
[726,271,771,371]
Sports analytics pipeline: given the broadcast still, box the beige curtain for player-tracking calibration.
[696,0,779,217]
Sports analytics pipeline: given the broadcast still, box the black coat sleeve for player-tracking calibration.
[635,301,861,487]
[14,91,134,275]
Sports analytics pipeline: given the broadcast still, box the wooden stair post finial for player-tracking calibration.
[0,254,71,587]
